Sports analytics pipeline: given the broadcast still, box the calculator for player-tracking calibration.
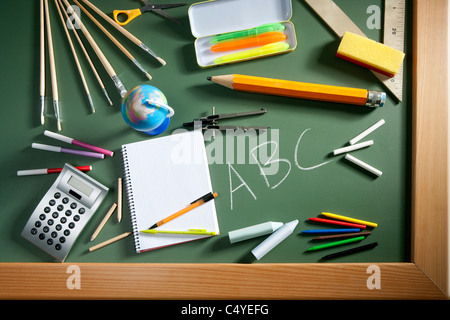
[21,163,109,262]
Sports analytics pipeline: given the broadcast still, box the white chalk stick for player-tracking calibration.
[349,119,385,145]
[251,220,298,260]
[333,140,374,156]
[345,154,382,177]
[229,221,283,244]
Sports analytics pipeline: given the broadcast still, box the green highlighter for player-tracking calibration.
[210,23,286,44]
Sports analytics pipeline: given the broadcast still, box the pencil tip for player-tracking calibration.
[206,76,211,81]
[149,224,157,230]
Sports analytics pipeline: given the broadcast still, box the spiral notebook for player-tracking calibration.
[121,131,219,253]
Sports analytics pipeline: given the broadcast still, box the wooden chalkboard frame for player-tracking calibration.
[0,0,447,299]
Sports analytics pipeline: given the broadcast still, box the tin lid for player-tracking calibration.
[188,0,293,38]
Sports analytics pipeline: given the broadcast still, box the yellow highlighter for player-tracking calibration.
[140,229,217,236]
[214,42,289,64]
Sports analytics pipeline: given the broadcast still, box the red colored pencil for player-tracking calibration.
[308,217,366,229]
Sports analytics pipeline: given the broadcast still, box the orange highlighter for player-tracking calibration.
[211,32,287,52]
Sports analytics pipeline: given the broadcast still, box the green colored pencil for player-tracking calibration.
[306,236,365,252]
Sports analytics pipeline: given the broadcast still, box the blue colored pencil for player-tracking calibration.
[301,228,361,234]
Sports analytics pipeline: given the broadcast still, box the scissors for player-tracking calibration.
[113,1,187,26]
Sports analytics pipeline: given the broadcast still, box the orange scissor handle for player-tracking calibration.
[113,8,142,26]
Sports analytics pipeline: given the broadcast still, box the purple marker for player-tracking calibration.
[44,130,114,157]
[32,143,104,159]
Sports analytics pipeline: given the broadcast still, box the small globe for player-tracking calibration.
[121,85,174,135]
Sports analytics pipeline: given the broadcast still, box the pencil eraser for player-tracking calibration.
[336,32,405,77]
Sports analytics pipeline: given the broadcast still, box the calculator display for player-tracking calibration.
[68,175,93,196]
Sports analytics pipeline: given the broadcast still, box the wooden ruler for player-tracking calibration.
[305,0,406,102]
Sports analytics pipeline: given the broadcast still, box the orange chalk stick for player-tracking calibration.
[211,32,287,52]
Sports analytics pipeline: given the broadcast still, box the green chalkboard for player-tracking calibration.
[0,0,412,264]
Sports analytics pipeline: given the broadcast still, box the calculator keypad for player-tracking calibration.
[25,192,87,259]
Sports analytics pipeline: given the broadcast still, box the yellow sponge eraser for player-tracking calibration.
[336,31,405,77]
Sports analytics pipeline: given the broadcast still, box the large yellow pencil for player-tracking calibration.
[322,212,378,228]
[207,74,385,107]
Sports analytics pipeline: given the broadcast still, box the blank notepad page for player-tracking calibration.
[121,131,219,253]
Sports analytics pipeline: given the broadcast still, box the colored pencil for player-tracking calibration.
[306,236,365,251]
[301,228,361,234]
[44,130,114,157]
[308,217,366,229]
[322,212,378,228]
[207,74,385,107]
[312,231,371,241]
[320,242,378,260]
[17,166,92,176]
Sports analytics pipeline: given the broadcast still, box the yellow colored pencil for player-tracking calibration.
[321,212,378,228]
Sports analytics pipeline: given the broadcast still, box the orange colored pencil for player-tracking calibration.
[207,74,385,107]
[211,32,287,52]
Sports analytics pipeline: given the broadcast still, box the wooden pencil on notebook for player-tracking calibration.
[40,0,45,125]
[58,0,112,106]
[44,0,62,131]
[60,0,128,98]
[80,0,166,66]
[74,0,152,80]
[54,0,95,113]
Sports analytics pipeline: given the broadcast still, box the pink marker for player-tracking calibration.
[32,143,105,159]
[44,130,114,157]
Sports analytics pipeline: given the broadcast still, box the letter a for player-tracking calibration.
[228,162,256,210]
[66,265,81,289]
[366,5,381,30]
[366,265,381,289]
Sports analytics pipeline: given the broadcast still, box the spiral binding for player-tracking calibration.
[121,145,140,253]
